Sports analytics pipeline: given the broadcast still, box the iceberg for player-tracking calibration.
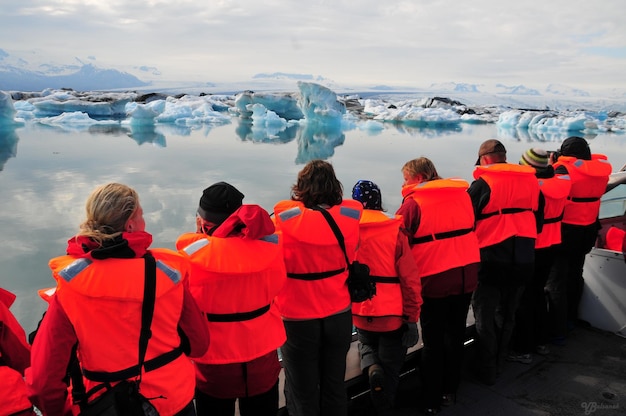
[0,83,624,139]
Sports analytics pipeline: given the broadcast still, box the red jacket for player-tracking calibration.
[0,288,33,416]
[27,232,209,416]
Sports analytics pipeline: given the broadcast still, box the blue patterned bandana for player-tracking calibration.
[352,180,382,210]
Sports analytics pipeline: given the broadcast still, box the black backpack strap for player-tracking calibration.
[311,205,350,268]
[137,252,157,384]
[78,253,157,406]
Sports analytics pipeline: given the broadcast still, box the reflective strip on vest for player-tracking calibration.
[260,234,279,244]
[156,260,182,284]
[58,258,92,282]
[183,238,210,256]
[340,206,361,220]
[278,206,302,221]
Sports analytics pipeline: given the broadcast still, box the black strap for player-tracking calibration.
[287,268,345,281]
[83,347,183,382]
[206,304,271,322]
[410,227,474,245]
[138,253,157,383]
[544,212,564,224]
[370,276,400,284]
[311,206,350,268]
[476,207,531,220]
[569,196,600,203]
[80,253,158,399]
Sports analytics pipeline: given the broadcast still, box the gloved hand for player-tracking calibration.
[401,322,419,347]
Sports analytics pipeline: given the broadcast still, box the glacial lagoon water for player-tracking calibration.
[2,118,626,332]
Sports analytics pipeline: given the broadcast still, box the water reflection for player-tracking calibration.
[295,123,345,164]
[497,126,599,144]
[0,126,19,171]
[386,121,463,138]
[235,119,298,144]
[128,124,167,147]
[4,119,626,333]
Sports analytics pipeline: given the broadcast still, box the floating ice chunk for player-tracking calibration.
[250,103,288,128]
[37,111,119,127]
[0,91,17,125]
[234,91,303,120]
[297,81,346,126]
[126,100,166,123]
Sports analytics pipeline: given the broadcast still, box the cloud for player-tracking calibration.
[0,0,624,92]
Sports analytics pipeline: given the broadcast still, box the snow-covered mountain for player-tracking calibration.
[0,48,625,111]
[0,49,149,91]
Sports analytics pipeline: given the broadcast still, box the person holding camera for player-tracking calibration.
[546,137,611,344]
[350,180,422,414]
[273,160,362,416]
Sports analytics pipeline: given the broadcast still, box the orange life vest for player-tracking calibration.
[351,210,403,321]
[404,178,481,276]
[50,249,195,416]
[0,366,33,416]
[553,155,612,226]
[176,232,287,364]
[536,175,571,249]
[473,163,540,248]
[273,200,362,319]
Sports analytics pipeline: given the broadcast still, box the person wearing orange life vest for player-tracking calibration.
[468,140,543,386]
[176,182,287,416]
[398,157,480,414]
[350,180,422,414]
[545,137,612,345]
[27,183,209,416]
[509,148,572,365]
[274,160,362,416]
[0,287,35,416]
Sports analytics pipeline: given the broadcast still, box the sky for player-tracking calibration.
[1,0,625,94]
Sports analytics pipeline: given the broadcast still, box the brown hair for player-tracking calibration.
[291,160,343,208]
[402,157,442,182]
[78,183,140,246]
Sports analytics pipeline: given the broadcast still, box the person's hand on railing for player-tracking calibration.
[401,322,419,347]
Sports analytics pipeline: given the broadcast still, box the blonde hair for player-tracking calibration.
[78,183,139,246]
[402,157,442,182]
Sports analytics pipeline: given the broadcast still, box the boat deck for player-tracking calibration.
[345,324,625,415]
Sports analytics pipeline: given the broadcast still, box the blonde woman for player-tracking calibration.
[28,183,209,415]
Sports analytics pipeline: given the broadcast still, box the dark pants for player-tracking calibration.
[357,326,407,407]
[195,381,278,416]
[175,401,197,416]
[546,223,597,339]
[420,293,472,408]
[281,310,353,416]
[472,280,524,377]
[512,246,556,352]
